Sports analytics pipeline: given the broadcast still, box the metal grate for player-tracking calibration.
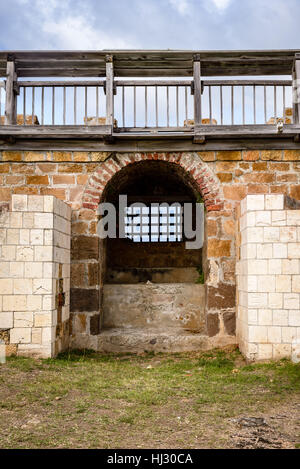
[125,204,183,242]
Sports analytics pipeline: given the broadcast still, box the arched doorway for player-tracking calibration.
[100,159,206,335]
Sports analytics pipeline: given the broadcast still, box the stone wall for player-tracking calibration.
[0,194,71,358]
[237,194,300,361]
[0,150,300,357]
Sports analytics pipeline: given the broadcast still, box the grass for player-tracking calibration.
[0,348,299,449]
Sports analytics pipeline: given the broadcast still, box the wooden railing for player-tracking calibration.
[0,77,294,129]
[0,51,299,135]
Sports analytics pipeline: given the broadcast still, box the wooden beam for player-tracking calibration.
[4,60,17,125]
[193,54,202,126]
[293,54,300,124]
[105,55,114,127]
[0,125,112,138]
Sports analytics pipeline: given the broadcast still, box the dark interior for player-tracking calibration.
[103,160,203,284]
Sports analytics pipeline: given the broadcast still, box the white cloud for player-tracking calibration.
[211,0,232,10]
[15,0,137,49]
[42,16,135,49]
[169,0,189,15]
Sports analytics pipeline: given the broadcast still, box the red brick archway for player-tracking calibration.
[82,152,224,212]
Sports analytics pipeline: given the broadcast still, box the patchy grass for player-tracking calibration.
[0,348,299,449]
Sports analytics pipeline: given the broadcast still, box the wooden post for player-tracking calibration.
[293,54,300,124]
[105,54,114,127]
[193,54,202,126]
[4,59,17,125]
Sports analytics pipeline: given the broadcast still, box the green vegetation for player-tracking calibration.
[0,348,299,449]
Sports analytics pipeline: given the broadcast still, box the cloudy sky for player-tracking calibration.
[0,0,299,51]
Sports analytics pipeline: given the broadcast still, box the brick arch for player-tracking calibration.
[82,152,224,212]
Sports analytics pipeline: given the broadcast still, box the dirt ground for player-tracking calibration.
[0,348,299,449]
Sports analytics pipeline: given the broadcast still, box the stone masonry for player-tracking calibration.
[237,194,300,361]
[0,150,300,359]
[0,195,71,358]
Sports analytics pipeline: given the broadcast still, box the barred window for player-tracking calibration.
[125,204,183,242]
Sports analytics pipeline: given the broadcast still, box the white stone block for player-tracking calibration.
[269,292,283,309]
[248,309,258,325]
[43,196,54,213]
[28,196,44,212]
[16,246,34,262]
[3,295,27,311]
[19,229,30,245]
[248,325,268,343]
[258,309,272,325]
[6,229,19,245]
[9,262,24,278]
[34,213,54,229]
[24,262,43,278]
[268,259,282,275]
[289,310,300,326]
[31,328,42,344]
[286,210,300,226]
[257,275,276,292]
[10,212,23,228]
[272,210,286,226]
[243,227,264,244]
[10,327,31,344]
[257,344,273,360]
[280,226,297,243]
[0,278,13,294]
[292,275,300,293]
[33,279,53,295]
[42,327,54,345]
[1,246,16,261]
[248,293,268,308]
[288,243,300,259]
[22,212,34,229]
[273,243,287,259]
[273,344,291,359]
[265,194,284,210]
[275,275,291,293]
[26,295,42,311]
[241,244,257,259]
[248,275,258,292]
[284,293,300,310]
[34,312,52,327]
[257,243,273,259]
[43,263,54,278]
[34,246,53,262]
[0,229,6,244]
[282,327,297,343]
[242,195,265,214]
[255,211,271,226]
[268,326,281,344]
[0,312,13,328]
[30,229,44,245]
[248,259,268,275]
[264,227,280,243]
[273,310,288,326]
[13,279,32,294]
[0,262,9,278]
[282,259,299,275]
[42,295,55,310]
[12,195,27,212]
[14,312,33,328]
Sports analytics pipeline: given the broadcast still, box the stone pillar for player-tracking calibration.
[237,194,300,361]
[0,195,71,358]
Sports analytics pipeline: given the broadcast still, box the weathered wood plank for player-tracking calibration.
[4,60,17,125]
[193,55,202,126]
[0,125,112,138]
[105,55,114,127]
[1,137,300,152]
